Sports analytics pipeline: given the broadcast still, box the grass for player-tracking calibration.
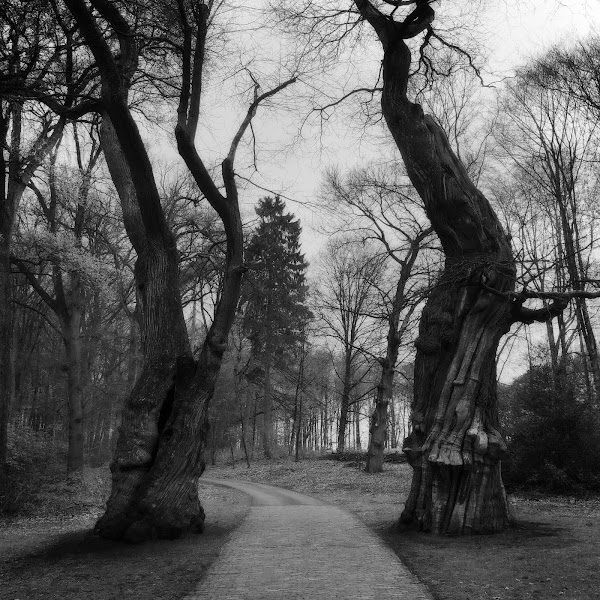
[206,456,600,600]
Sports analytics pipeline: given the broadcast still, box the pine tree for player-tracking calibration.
[241,196,311,457]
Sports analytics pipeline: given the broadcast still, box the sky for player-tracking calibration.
[258,1,600,260]
[145,1,599,254]
[143,0,600,381]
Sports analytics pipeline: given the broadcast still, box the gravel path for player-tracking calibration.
[187,477,433,600]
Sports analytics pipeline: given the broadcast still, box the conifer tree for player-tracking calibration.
[241,196,311,457]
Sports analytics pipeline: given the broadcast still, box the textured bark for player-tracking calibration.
[355,0,516,534]
[63,0,281,541]
[70,0,247,540]
[94,117,201,540]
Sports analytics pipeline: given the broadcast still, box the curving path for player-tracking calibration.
[184,477,432,600]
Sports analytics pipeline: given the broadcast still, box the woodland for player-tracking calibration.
[2,0,600,552]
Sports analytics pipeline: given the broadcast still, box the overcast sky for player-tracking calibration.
[265,1,600,258]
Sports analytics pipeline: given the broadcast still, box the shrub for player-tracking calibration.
[0,426,64,515]
[501,362,600,495]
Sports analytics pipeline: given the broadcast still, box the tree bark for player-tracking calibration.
[94,117,203,541]
[365,358,394,472]
[355,0,517,534]
[0,243,13,467]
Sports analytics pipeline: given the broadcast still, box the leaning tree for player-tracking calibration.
[350,0,580,534]
[60,0,295,541]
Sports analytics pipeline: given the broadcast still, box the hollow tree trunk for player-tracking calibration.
[389,62,515,534]
[94,118,205,541]
[355,0,517,534]
[95,107,245,541]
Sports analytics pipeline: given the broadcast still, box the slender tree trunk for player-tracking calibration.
[355,0,517,534]
[337,349,353,452]
[0,245,13,467]
[553,177,600,401]
[389,393,397,448]
[366,234,424,472]
[240,411,251,469]
[366,359,394,472]
[262,346,274,458]
[62,312,85,474]
[0,105,63,466]
[295,389,302,462]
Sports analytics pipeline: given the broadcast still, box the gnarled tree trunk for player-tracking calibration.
[65,0,252,541]
[356,0,516,534]
[94,117,232,541]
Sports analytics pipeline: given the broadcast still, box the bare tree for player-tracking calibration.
[12,123,103,473]
[315,238,383,452]
[0,6,71,466]
[322,164,434,471]
[60,0,295,541]
[498,58,600,404]
[352,0,520,534]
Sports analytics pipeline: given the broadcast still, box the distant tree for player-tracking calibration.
[0,0,70,466]
[322,164,434,471]
[315,239,383,452]
[496,65,600,403]
[241,196,311,457]
[12,123,105,474]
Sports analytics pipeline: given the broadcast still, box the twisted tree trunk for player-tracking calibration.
[63,0,251,541]
[356,0,516,534]
[95,117,244,542]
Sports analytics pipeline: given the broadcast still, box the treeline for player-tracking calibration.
[491,43,600,494]
[3,176,424,511]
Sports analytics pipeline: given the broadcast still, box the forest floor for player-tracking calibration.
[1,457,599,599]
